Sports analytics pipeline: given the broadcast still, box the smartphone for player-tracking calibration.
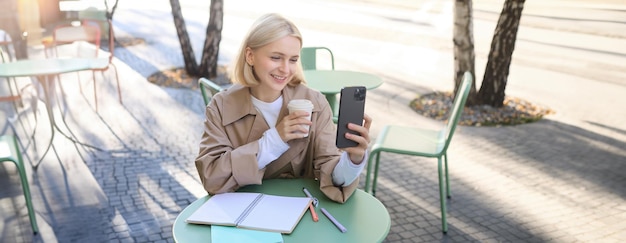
[336,86,366,148]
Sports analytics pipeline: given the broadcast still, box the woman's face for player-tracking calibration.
[246,36,301,102]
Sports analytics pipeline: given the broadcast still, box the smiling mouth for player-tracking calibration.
[271,74,287,81]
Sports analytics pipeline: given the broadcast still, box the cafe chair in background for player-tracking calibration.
[0,29,15,61]
[0,36,22,113]
[0,135,38,234]
[300,46,335,70]
[0,40,38,138]
[198,77,223,106]
[50,21,102,107]
[364,71,473,233]
[51,19,122,111]
[301,46,337,122]
[51,22,101,58]
[83,18,123,111]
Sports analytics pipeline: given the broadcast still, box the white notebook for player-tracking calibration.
[186,192,312,234]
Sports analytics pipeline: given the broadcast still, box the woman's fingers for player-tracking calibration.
[277,111,312,142]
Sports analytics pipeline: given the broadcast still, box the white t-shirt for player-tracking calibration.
[251,96,366,186]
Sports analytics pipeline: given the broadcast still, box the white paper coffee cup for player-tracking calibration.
[287,99,314,137]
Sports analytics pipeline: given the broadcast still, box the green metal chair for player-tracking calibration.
[198,77,223,106]
[0,135,38,234]
[300,47,335,70]
[364,71,473,233]
[301,47,336,122]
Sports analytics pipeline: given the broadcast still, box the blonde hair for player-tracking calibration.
[230,13,306,87]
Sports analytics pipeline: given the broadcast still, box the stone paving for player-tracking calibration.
[1,0,625,242]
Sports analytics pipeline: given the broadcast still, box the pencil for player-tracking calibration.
[308,203,319,222]
[321,207,347,233]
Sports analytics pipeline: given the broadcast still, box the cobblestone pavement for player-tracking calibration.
[1,0,625,242]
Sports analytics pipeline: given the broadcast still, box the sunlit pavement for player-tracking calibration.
[1,0,625,242]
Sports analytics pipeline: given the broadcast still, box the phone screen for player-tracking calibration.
[335,86,366,148]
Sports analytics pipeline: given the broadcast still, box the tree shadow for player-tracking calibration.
[0,37,209,243]
[371,117,626,241]
[7,81,207,242]
[465,119,626,198]
[586,120,626,137]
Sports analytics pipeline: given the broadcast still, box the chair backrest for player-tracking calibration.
[300,47,335,70]
[0,29,10,43]
[82,18,115,63]
[198,78,223,106]
[78,7,107,37]
[0,29,14,62]
[0,44,9,63]
[440,71,473,152]
[52,23,101,58]
[0,49,5,63]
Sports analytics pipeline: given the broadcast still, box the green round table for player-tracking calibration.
[173,179,390,242]
[304,70,383,117]
[0,58,110,169]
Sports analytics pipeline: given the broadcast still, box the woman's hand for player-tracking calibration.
[276,111,313,142]
[342,114,372,164]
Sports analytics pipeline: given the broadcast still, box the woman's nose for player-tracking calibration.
[278,60,289,72]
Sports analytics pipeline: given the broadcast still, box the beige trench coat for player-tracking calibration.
[195,83,358,203]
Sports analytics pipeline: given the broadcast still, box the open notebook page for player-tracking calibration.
[186,192,261,225]
[238,194,312,234]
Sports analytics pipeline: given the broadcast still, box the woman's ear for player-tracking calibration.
[245,47,254,66]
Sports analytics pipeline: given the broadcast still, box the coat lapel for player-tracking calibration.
[264,85,312,177]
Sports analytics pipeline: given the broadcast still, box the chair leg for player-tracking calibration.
[365,151,375,194]
[371,151,382,196]
[77,72,84,95]
[364,149,380,196]
[6,77,21,112]
[15,159,39,234]
[93,71,98,112]
[110,63,122,105]
[55,74,66,99]
[444,153,451,198]
[10,136,39,234]
[438,157,448,234]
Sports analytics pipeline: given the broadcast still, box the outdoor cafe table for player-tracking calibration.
[0,57,108,169]
[172,179,391,243]
[304,70,383,117]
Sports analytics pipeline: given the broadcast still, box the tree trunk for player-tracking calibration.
[169,0,198,75]
[478,0,525,107]
[102,0,119,42]
[38,0,61,28]
[0,0,28,59]
[198,0,223,79]
[453,0,478,105]
[104,0,120,21]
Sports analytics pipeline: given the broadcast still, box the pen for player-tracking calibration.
[308,203,319,222]
[302,187,319,222]
[302,187,314,199]
[321,207,347,233]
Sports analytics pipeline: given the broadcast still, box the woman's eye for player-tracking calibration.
[270,56,280,60]
[289,58,298,63]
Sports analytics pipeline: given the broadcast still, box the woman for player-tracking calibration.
[195,13,372,203]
